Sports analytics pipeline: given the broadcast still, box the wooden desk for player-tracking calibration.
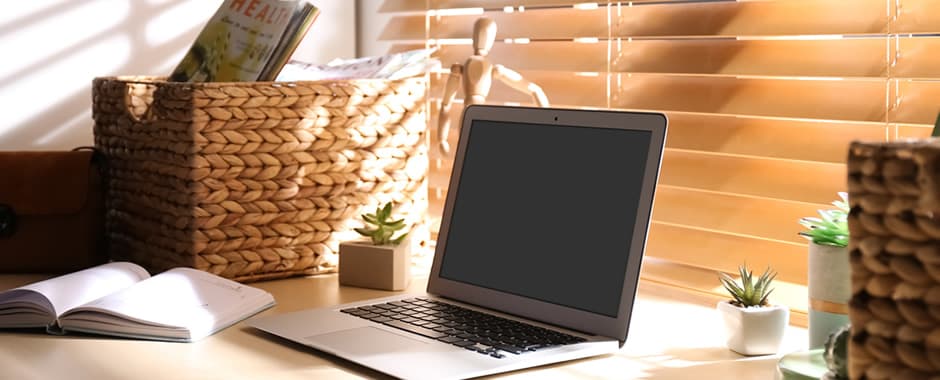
[0,273,807,379]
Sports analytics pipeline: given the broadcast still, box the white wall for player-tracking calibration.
[355,0,397,58]
[295,0,357,65]
[0,0,355,151]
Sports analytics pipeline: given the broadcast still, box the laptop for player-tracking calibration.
[249,105,668,379]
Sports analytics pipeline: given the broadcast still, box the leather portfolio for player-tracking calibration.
[0,150,107,273]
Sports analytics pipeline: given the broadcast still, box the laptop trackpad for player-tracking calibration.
[306,326,430,355]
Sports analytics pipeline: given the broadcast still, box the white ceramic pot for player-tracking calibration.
[717,300,790,356]
[807,242,850,348]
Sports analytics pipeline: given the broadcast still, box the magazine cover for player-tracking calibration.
[170,0,300,82]
[257,2,320,81]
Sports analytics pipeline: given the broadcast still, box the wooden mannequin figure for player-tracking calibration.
[437,16,550,155]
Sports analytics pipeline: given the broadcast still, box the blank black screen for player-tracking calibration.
[438,120,653,318]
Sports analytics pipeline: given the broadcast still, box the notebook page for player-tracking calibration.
[18,262,149,317]
[68,267,274,339]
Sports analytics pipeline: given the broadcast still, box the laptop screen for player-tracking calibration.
[438,119,652,318]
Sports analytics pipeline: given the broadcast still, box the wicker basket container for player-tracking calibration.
[92,76,429,282]
[847,140,940,380]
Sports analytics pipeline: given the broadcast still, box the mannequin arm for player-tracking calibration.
[438,63,463,155]
[493,64,550,107]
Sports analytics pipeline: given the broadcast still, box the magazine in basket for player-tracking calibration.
[0,262,275,342]
[170,0,319,82]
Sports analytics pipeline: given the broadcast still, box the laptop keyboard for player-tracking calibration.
[340,297,586,359]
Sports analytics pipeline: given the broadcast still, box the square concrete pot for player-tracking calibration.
[339,239,411,291]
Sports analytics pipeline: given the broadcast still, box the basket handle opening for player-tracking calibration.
[122,82,157,123]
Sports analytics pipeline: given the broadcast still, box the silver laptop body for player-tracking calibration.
[250,105,668,380]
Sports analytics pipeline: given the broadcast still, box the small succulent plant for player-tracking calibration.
[355,203,409,246]
[719,264,777,308]
[822,324,850,380]
[798,192,849,248]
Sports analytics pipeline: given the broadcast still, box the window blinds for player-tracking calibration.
[378,0,940,320]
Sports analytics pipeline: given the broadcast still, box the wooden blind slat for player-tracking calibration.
[431,0,587,8]
[430,72,890,122]
[430,8,608,40]
[646,223,807,284]
[664,113,887,163]
[894,0,940,34]
[613,38,887,78]
[659,151,846,205]
[652,187,824,245]
[389,43,427,54]
[382,15,427,40]
[378,0,428,13]
[892,79,940,124]
[896,36,940,79]
[429,0,889,40]
[431,71,609,107]
[895,123,932,139]
[437,38,888,77]
[614,0,887,37]
[612,74,888,122]
[431,108,886,164]
[437,43,608,72]
[430,0,687,8]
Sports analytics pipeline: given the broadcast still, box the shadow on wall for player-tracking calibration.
[0,1,220,151]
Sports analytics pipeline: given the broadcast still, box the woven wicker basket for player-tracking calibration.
[92,76,429,282]
[847,140,940,380]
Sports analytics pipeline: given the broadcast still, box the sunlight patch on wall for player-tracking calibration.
[0,1,129,82]
[0,0,66,27]
[33,109,92,147]
[0,35,130,137]
[146,0,221,45]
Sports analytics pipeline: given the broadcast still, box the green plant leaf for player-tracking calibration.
[379,203,392,223]
[385,220,406,231]
[933,113,940,137]
[358,202,411,245]
[391,232,409,245]
[797,193,849,248]
[372,226,385,245]
[721,264,778,307]
[719,272,745,304]
[758,288,775,306]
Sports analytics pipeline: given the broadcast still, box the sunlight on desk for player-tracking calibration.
[0,273,806,380]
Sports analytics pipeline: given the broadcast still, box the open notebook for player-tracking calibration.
[0,262,275,342]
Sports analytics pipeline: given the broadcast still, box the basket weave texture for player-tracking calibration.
[847,140,940,380]
[92,76,429,282]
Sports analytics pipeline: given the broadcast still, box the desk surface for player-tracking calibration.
[0,273,807,380]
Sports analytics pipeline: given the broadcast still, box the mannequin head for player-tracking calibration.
[472,17,496,56]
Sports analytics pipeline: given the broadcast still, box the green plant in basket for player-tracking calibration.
[798,192,849,248]
[719,264,777,307]
[355,203,409,246]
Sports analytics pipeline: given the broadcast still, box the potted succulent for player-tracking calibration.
[338,203,411,291]
[821,324,850,380]
[798,192,850,348]
[717,264,790,356]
